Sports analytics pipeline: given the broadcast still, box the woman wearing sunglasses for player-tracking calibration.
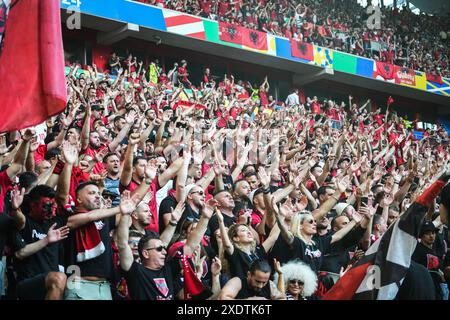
[216,209,280,279]
[273,206,371,273]
[273,260,318,300]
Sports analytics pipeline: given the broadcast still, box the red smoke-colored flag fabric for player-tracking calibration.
[219,22,243,44]
[374,61,395,80]
[387,96,394,107]
[394,66,415,86]
[241,27,267,50]
[290,39,314,61]
[426,72,443,85]
[180,254,212,300]
[0,0,67,133]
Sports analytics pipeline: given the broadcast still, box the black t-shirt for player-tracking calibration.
[207,213,236,256]
[225,245,266,279]
[123,260,182,300]
[64,215,116,280]
[235,276,271,300]
[0,213,25,259]
[159,194,177,234]
[268,235,297,266]
[292,235,333,273]
[14,215,68,281]
[321,226,366,274]
[395,261,436,300]
[411,242,444,299]
[175,204,201,235]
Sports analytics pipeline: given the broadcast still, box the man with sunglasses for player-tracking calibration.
[175,184,205,235]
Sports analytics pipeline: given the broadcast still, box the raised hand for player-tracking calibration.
[0,135,12,155]
[170,201,185,224]
[381,193,394,207]
[145,162,158,180]
[258,166,270,188]
[119,190,138,215]
[201,198,218,219]
[29,138,40,153]
[273,258,283,275]
[128,132,141,146]
[336,175,351,194]
[22,129,36,142]
[94,147,109,163]
[215,208,224,224]
[211,257,222,276]
[11,187,25,210]
[46,224,70,244]
[61,141,79,165]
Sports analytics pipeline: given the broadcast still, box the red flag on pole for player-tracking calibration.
[387,96,394,107]
[0,0,67,133]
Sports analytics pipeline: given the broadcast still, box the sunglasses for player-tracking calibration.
[289,279,304,286]
[145,245,167,252]
[305,219,316,224]
[190,190,205,196]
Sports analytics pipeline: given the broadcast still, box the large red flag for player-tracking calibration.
[241,27,267,50]
[426,72,443,85]
[0,0,67,133]
[290,39,314,61]
[373,61,395,81]
[219,22,243,45]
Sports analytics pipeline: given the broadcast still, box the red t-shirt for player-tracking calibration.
[120,177,160,234]
[81,145,109,174]
[34,144,48,164]
[0,171,13,214]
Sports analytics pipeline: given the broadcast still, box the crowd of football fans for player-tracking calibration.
[0,52,449,300]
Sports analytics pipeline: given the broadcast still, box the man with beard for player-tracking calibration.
[175,185,206,235]
[64,181,126,300]
[219,260,285,300]
[13,185,70,300]
[120,133,183,234]
[103,153,121,207]
[81,106,136,174]
[130,203,153,237]
[232,180,252,216]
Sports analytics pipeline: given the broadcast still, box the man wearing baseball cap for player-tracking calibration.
[411,220,445,299]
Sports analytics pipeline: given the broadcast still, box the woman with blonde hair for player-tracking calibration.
[273,260,318,300]
[274,207,372,273]
[216,209,280,279]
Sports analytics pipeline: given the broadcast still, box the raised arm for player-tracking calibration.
[312,176,350,221]
[216,209,234,256]
[6,129,35,180]
[56,142,78,206]
[158,157,184,189]
[184,201,215,257]
[15,223,69,260]
[67,206,121,230]
[108,112,135,152]
[80,105,92,151]
[120,133,140,188]
[159,201,185,246]
[116,191,138,272]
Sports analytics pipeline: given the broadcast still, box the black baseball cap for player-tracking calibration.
[419,221,438,237]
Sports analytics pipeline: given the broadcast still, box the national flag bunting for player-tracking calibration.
[290,39,314,61]
[323,180,447,300]
[163,11,206,39]
[373,61,395,82]
[218,22,242,45]
[0,0,67,133]
[241,27,267,50]
[426,72,443,85]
